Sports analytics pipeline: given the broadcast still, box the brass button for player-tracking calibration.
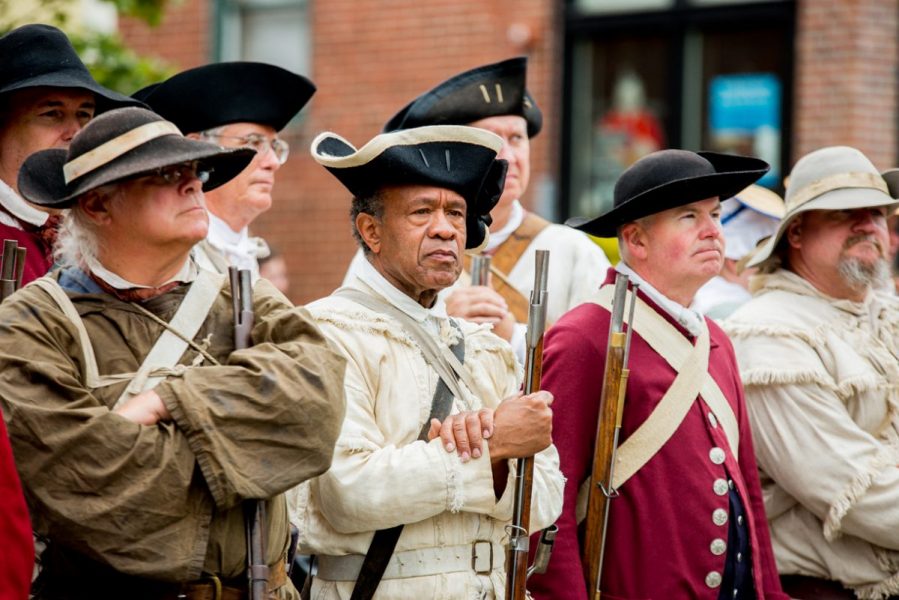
[705,571,722,588]
[708,412,718,428]
[712,508,728,526]
[728,479,735,490]
[713,478,729,496]
[710,538,727,555]
[709,447,726,465]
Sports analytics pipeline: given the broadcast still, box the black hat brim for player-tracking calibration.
[19,137,255,208]
[567,153,769,237]
[133,62,315,133]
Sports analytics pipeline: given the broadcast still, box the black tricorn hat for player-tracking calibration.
[0,24,144,113]
[311,125,508,250]
[567,150,770,237]
[133,62,316,133]
[383,57,543,137]
[18,107,255,208]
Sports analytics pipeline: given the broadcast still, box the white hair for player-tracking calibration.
[53,185,121,270]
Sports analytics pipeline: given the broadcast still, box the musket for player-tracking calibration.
[0,240,25,301]
[582,274,638,600]
[229,266,268,600]
[505,249,550,600]
[470,254,491,287]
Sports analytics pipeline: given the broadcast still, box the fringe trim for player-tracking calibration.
[723,322,826,346]
[837,374,887,400]
[338,435,381,455]
[851,568,899,600]
[311,307,418,349]
[740,367,836,391]
[824,445,899,541]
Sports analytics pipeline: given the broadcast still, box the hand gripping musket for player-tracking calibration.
[582,274,638,600]
[0,239,26,301]
[229,266,268,600]
[505,249,550,600]
[470,254,491,287]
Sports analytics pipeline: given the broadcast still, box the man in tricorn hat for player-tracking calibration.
[0,106,346,598]
[0,23,142,284]
[344,57,610,361]
[725,146,899,599]
[135,62,315,279]
[529,149,787,599]
[295,125,563,598]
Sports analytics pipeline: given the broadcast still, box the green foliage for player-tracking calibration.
[70,32,175,95]
[98,0,169,28]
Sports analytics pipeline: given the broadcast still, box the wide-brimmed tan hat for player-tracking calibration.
[18,107,255,208]
[746,145,899,268]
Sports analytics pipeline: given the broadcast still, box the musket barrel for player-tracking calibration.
[470,254,491,287]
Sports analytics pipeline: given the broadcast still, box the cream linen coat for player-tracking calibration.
[725,269,899,600]
[292,274,564,600]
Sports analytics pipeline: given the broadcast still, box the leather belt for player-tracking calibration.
[315,541,503,581]
[164,560,289,600]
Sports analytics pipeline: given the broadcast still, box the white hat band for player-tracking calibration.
[63,121,182,184]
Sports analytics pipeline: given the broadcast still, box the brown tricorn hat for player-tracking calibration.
[18,107,255,208]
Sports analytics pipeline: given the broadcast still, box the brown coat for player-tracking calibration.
[0,270,346,595]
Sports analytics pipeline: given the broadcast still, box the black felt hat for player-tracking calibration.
[18,107,255,208]
[567,150,770,237]
[311,125,508,250]
[133,62,315,133]
[383,57,543,137]
[0,24,144,113]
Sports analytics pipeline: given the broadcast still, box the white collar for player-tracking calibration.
[88,257,198,290]
[355,255,439,325]
[0,178,49,227]
[616,262,705,337]
[205,212,267,270]
[484,200,524,252]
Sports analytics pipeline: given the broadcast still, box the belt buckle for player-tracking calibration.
[471,540,493,575]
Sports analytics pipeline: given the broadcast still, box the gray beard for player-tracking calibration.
[837,255,890,292]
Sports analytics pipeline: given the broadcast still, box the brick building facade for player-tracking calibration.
[118,0,898,304]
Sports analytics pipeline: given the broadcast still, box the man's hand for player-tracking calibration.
[445,286,516,341]
[487,391,553,462]
[113,390,171,426]
[428,408,494,463]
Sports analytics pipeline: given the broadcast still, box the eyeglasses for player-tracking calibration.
[141,161,211,186]
[203,132,290,165]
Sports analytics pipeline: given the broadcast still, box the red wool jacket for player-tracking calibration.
[0,415,33,600]
[0,221,54,286]
[528,271,787,600]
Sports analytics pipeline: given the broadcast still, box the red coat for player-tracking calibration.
[0,221,53,286]
[528,271,786,600]
[0,416,33,600]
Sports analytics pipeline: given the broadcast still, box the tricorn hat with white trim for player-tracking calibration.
[311,125,507,249]
[18,107,255,208]
[746,145,899,268]
[383,57,543,137]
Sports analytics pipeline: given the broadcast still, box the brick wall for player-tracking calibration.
[794,0,898,169]
[119,0,560,304]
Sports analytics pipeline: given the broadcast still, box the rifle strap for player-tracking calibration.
[332,288,467,600]
[463,212,549,323]
[30,269,225,409]
[591,284,739,487]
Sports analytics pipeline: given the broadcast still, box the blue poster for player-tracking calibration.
[709,73,781,187]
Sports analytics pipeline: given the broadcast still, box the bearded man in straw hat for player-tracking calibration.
[344,57,611,363]
[725,146,899,600]
[0,23,143,284]
[135,62,315,281]
[292,125,563,599]
[529,149,787,600]
[0,106,346,599]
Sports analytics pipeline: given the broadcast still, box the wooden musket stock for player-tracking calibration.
[505,249,550,600]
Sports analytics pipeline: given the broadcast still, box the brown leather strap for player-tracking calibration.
[464,212,550,323]
[175,560,289,600]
